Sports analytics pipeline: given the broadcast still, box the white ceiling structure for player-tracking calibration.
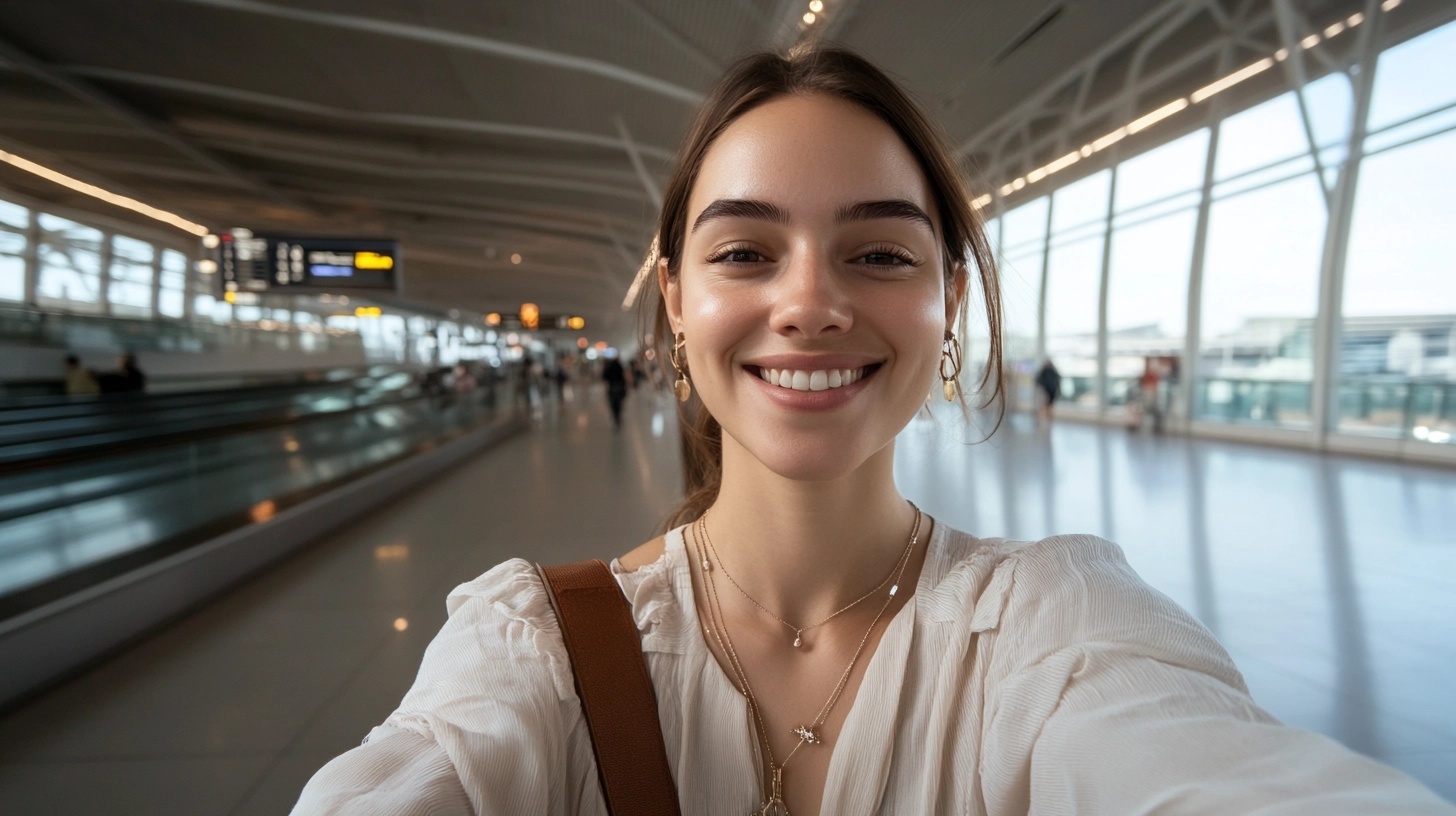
[0,0,1444,338]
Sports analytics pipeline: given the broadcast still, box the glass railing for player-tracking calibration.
[1194,377,1313,427]
[1337,378,1456,443]
[0,303,364,358]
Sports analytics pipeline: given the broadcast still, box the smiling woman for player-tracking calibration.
[293,47,1455,816]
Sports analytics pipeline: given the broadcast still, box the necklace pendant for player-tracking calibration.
[792,725,822,744]
[760,800,790,816]
[792,633,802,648]
[702,558,712,571]
[889,583,899,597]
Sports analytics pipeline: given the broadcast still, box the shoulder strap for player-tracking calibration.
[536,560,681,816]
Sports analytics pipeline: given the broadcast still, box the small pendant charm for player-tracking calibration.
[675,377,692,403]
[792,633,802,648]
[701,558,711,571]
[792,725,822,744]
[943,379,956,401]
[889,583,899,597]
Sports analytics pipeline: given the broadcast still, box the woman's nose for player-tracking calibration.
[767,250,853,338]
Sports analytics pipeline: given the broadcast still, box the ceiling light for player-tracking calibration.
[0,148,208,236]
[1190,57,1274,104]
[510,253,522,264]
[971,194,992,210]
[1301,33,1322,49]
[1323,21,1346,38]
[1382,0,1401,10]
[809,0,824,11]
[202,234,220,249]
[1126,98,1189,134]
[804,12,816,24]
[1347,12,1364,26]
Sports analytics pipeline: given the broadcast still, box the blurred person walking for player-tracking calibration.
[63,355,99,396]
[1035,358,1060,426]
[602,355,628,429]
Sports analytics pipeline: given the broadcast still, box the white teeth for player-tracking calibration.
[758,367,868,392]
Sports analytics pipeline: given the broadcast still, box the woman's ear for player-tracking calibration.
[658,257,683,334]
[946,261,969,327]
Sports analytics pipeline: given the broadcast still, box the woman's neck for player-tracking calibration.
[704,438,920,626]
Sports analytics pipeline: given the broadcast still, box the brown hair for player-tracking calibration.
[640,46,1004,530]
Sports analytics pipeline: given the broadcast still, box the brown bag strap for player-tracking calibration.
[536,559,681,816]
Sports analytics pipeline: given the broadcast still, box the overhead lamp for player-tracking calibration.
[197,259,218,275]
[510,253,522,265]
[202,234,220,249]
[803,12,816,24]
[0,147,209,236]
[810,0,823,11]
[519,302,540,330]
[485,312,502,326]
[567,316,586,330]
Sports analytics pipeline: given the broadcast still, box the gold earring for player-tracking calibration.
[670,333,692,403]
[939,331,962,402]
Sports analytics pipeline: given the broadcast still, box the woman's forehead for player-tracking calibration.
[688,94,935,222]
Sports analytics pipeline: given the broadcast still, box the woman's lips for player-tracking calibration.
[743,362,881,411]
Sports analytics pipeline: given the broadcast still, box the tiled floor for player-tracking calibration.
[0,389,1451,813]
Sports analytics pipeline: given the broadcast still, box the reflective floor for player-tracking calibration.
[0,390,1450,813]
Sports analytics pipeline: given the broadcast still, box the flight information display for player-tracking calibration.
[213,230,401,295]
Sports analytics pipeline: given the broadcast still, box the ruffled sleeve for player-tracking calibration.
[976,534,1455,815]
[292,558,604,815]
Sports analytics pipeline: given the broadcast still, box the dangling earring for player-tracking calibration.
[670,332,692,403]
[939,330,962,402]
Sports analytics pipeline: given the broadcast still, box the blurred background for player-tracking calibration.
[0,0,1451,812]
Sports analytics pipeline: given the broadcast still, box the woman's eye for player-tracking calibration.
[856,248,916,267]
[708,247,765,264]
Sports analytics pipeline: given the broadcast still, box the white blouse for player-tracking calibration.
[294,523,1453,814]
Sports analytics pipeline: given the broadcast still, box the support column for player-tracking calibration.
[1096,169,1118,416]
[1311,0,1384,444]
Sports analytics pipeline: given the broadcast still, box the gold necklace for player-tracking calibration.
[700,504,919,649]
[691,509,922,816]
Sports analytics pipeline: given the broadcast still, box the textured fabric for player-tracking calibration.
[293,523,1455,815]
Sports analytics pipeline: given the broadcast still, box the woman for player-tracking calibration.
[295,48,1451,815]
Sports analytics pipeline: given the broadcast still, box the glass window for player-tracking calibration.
[1367,19,1456,132]
[1044,233,1104,409]
[0,198,26,302]
[1214,93,1310,181]
[108,235,155,317]
[1106,208,1197,413]
[159,249,186,318]
[1338,128,1456,442]
[998,198,1049,403]
[1197,174,1326,426]
[1050,169,1111,235]
[36,214,103,311]
[1115,129,1210,213]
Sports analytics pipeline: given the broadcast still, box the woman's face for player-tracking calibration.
[663,93,963,482]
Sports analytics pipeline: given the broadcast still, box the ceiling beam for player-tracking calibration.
[163,0,704,104]
[0,34,309,213]
[214,139,649,202]
[67,65,677,162]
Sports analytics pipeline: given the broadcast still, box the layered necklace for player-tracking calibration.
[693,504,922,816]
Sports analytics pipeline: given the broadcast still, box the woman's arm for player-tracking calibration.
[977,535,1454,814]
[291,559,590,815]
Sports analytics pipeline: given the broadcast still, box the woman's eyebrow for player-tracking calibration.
[836,200,934,231]
[691,199,791,232]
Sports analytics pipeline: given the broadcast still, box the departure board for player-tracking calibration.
[214,230,401,295]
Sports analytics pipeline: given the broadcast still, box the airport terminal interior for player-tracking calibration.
[0,0,1453,812]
